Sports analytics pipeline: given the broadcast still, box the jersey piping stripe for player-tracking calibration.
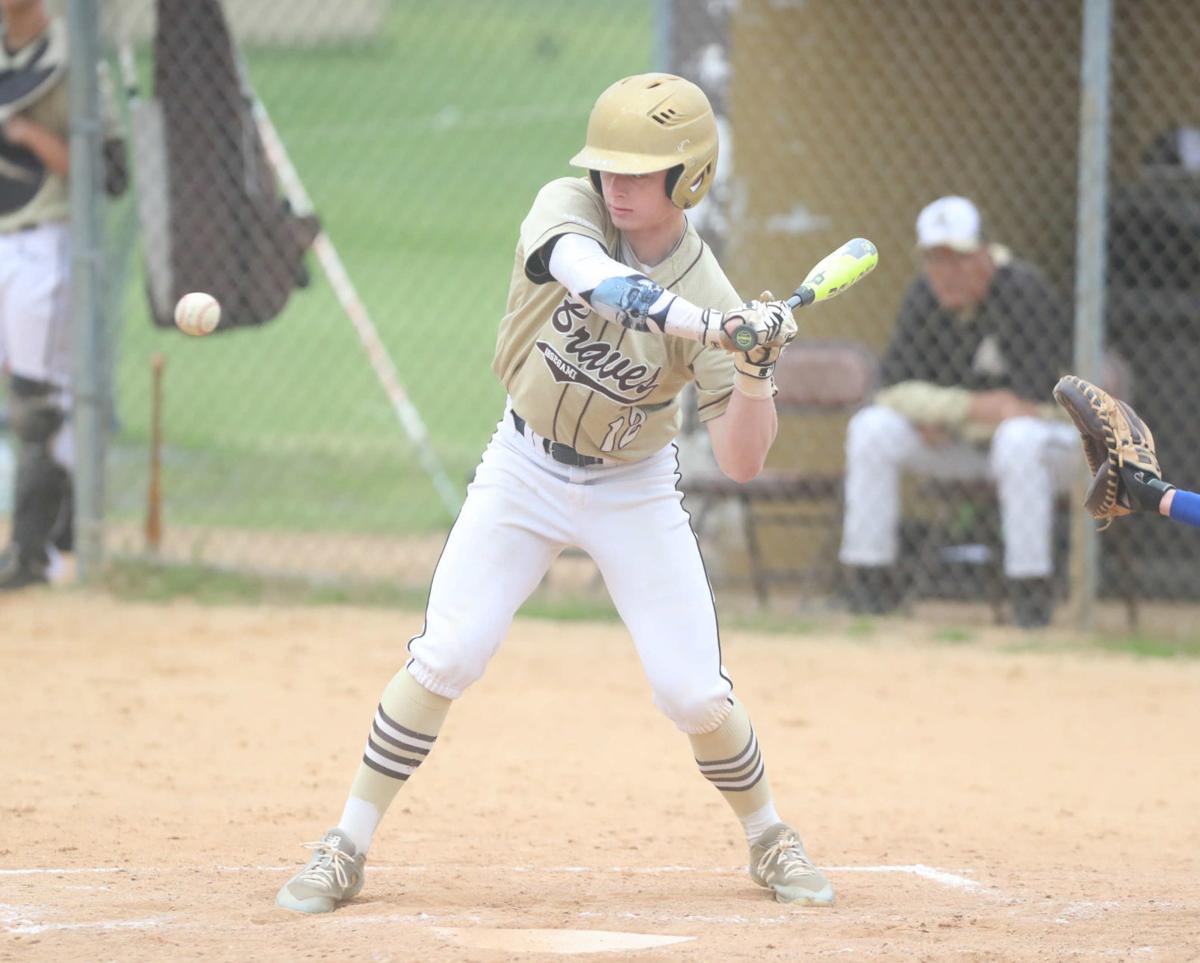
[550,384,568,442]
[664,239,706,291]
[698,389,734,413]
[572,319,616,450]
[571,386,596,451]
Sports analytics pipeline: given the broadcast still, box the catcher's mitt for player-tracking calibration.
[1052,375,1173,528]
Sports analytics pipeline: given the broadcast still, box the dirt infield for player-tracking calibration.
[2,591,1198,962]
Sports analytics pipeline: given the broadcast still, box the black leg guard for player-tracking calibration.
[50,471,74,552]
[12,444,69,569]
[3,376,69,586]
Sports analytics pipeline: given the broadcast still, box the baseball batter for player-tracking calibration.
[0,0,125,589]
[277,73,834,912]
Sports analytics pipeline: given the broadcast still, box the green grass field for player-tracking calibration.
[111,1,654,536]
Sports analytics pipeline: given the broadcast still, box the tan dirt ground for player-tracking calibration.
[1,590,1198,962]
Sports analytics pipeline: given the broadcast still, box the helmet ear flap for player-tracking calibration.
[591,166,691,205]
[664,165,684,203]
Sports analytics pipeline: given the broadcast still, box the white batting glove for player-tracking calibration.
[702,296,797,352]
[732,292,790,399]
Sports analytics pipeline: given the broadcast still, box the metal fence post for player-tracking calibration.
[67,0,107,582]
[1070,0,1115,631]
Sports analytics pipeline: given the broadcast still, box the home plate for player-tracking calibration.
[432,926,694,954]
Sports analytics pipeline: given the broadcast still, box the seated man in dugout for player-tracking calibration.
[838,196,1076,628]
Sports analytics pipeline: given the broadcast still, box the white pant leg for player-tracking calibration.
[578,446,732,735]
[406,423,569,698]
[839,404,991,566]
[0,222,71,389]
[990,417,1078,578]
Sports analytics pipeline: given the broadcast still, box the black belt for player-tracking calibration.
[510,410,604,467]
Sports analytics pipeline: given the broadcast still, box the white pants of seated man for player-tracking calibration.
[839,404,1078,579]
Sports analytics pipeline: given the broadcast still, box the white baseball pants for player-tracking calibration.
[406,411,733,735]
[0,221,73,468]
[0,221,71,388]
[839,404,1078,578]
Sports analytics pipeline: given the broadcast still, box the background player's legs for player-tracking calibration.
[990,416,1079,626]
[840,403,990,609]
[0,223,71,589]
[1,375,68,588]
[841,403,993,563]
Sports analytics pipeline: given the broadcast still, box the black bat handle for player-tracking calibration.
[786,286,815,310]
[731,285,813,350]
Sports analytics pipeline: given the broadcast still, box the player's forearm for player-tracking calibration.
[706,391,777,483]
[547,232,716,343]
[6,118,68,177]
[1165,487,1200,527]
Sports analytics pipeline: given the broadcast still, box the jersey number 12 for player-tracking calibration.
[601,408,647,452]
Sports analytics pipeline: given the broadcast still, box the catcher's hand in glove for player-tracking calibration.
[702,295,797,353]
[1052,374,1174,528]
[731,291,790,399]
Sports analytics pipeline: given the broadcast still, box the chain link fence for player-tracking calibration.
[71,0,1200,619]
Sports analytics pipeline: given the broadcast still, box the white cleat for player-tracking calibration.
[748,823,835,905]
[276,828,366,914]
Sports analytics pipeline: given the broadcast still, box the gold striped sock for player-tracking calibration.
[688,697,773,818]
[348,667,452,813]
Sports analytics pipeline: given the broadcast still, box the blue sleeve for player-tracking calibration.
[1168,489,1200,528]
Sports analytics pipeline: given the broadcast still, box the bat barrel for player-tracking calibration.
[732,238,877,349]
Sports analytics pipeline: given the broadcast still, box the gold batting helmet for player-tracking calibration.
[569,73,718,211]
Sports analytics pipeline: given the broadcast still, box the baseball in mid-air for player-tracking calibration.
[174,291,221,336]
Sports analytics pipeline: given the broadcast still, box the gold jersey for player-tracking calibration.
[493,176,740,463]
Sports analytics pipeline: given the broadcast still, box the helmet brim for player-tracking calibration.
[569,146,682,176]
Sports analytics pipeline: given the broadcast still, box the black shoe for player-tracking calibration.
[0,547,48,591]
[1010,577,1054,629]
[842,565,903,615]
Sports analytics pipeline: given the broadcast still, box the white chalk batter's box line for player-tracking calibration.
[0,863,1001,938]
[0,863,986,892]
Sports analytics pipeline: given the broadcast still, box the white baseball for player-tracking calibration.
[174,292,221,336]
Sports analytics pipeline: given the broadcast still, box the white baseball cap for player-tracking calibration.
[915,195,982,253]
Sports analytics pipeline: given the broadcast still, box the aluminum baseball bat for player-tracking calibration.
[731,237,879,351]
